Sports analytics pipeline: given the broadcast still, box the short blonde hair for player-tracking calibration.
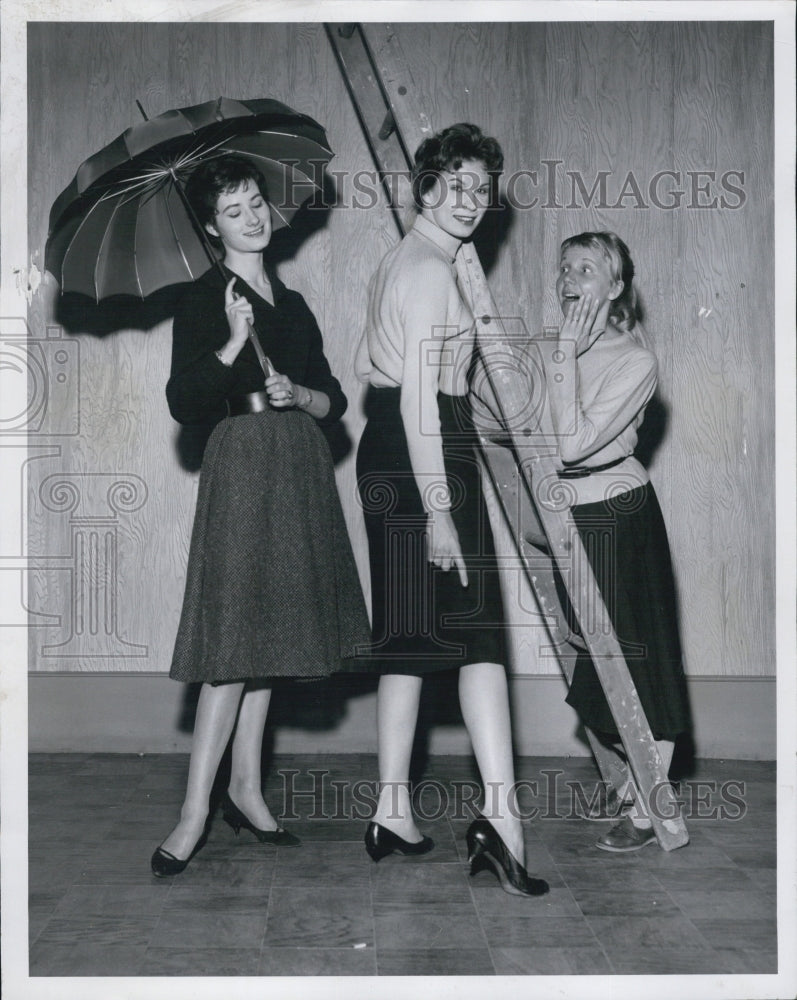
[560,231,637,331]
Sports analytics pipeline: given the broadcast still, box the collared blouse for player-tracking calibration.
[167,265,347,428]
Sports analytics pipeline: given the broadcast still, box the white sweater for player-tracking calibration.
[537,324,657,506]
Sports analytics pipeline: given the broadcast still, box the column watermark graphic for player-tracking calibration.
[1,315,149,656]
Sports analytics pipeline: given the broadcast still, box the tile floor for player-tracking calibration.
[28,753,777,977]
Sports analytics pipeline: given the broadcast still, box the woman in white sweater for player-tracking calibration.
[542,231,692,852]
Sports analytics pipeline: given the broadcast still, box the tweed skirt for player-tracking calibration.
[170,408,370,683]
[561,482,692,740]
[355,387,505,675]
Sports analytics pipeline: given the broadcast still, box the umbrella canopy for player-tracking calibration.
[45,97,334,301]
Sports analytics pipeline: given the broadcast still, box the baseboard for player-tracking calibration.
[27,672,776,760]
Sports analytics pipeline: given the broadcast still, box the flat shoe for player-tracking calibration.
[576,786,634,822]
[583,789,685,823]
[595,816,656,853]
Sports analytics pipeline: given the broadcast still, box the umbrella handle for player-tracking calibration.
[247,323,276,381]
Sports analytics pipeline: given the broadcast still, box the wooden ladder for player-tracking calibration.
[326,22,688,850]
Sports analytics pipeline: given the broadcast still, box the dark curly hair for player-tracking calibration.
[411,123,504,209]
[560,231,638,331]
[184,154,270,245]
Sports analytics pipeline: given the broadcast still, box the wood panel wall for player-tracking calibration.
[26,20,774,678]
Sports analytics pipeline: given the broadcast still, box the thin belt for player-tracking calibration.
[558,457,627,479]
[227,391,269,416]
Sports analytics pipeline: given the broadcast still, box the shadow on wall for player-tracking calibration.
[173,677,382,745]
[635,393,668,470]
[174,671,467,787]
[53,283,192,337]
[173,666,696,802]
[175,675,380,804]
[473,192,516,280]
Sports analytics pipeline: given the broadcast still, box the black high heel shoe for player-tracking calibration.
[221,792,301,847]
[465,816,549,897]
[364,822,434,862]
[151,818,210,878]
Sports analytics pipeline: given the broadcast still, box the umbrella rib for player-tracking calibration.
[98,171,175,198]
[164,134,245,177]
[132,212,144,300]
[51,106,334,299]
[176,130,332,165]
[93,136,242,195]
[81,130,330,200]
[222,151,320,187]
[162,185,200,283]
[53,197,118,297]
[93,198,123,301]
[268,202,291,227]
[250,129,333,156]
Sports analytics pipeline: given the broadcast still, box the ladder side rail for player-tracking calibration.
[475,382,639,797]
[477,436,585,652]
[474,364,646,795]
[324,24,414,237]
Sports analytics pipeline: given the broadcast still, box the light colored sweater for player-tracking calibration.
[537,325,657,506]
[356,214,477,513]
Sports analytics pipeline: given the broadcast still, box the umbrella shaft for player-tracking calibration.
[247,324,272,381]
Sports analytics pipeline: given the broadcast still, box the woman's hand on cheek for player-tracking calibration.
[559,293,601,354]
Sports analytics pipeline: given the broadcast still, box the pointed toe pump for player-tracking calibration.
[364,821,434,862]
[151,819,210,878]
[151,845,193,878]
[221,792,301,847]
[465,816,549,897]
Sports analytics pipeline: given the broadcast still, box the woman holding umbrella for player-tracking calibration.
[151,153,369,876]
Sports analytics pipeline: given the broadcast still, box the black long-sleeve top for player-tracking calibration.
[166,265,347,428]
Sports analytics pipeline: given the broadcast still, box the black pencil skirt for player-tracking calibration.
[356,387,506,675]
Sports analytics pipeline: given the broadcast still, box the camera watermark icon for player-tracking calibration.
[0,316,149,656]
[0,317,80,435]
